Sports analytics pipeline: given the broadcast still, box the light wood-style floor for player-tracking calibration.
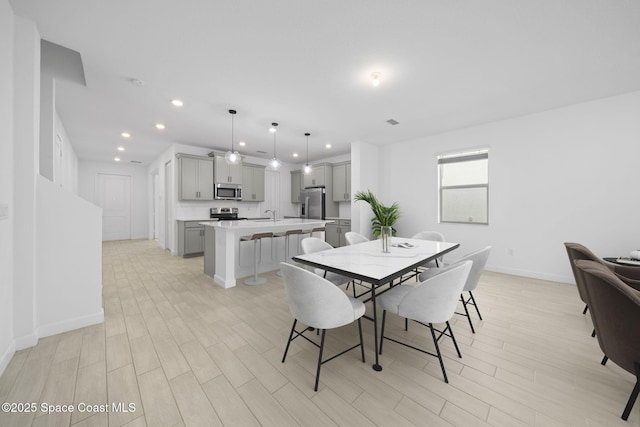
[0,239,638,426]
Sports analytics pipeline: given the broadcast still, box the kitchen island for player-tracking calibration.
[200,218,331,288]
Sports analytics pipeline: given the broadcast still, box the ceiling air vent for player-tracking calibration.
[256,150,268,154]
[130,160,142,164]
[386,119,399,125]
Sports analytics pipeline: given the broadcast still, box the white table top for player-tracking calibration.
[293,237,459,285]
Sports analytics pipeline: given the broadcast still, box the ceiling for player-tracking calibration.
[10,0,640,166]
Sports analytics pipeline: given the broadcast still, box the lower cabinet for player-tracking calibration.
[177,220,205,257]
[325,219,351,248]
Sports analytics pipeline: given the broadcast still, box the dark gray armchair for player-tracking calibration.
[574,259,640,421]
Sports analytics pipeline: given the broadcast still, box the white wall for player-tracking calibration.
[11,13,40,351]
[0,0,16,375]
[385,91,640,283]
[36,176,103,336]
[78,160,149,239]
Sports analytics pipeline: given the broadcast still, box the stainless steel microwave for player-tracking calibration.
[214,183,242,200]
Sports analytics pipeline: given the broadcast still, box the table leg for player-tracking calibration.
[370,283,382,371]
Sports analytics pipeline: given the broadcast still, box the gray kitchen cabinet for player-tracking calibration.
[177,220,205,256]
[176,153,214,201]
[303,163,332,188]
[290,170,302,203]
[214,156,243,184]
[241,163,265,202]
[325,219,351,247]
[332,162,351,202]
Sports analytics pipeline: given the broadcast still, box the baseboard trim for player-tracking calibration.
[486,265,573,284]
[14,333,39,351]
[0,341,17,377]
[37,309,105,339]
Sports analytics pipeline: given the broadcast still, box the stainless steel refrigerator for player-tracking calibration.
[299,187,327,219]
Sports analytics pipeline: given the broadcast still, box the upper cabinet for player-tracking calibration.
[214,156,242,184]
[303,164,332,188]
[176,153,214,201]
[290,170,302,203]
[242,163,266,202]
[332,162,351,202]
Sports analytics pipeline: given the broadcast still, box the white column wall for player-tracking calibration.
[11,14,40,350]
[0,0,16,374]
[385,91,640,283]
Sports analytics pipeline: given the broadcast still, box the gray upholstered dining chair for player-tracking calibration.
[411,231,446,267]
[378,260,472,383]
[419,246,492,333]
[344,231,369,246]
[300,237,350,287]
[565,242,640,343]
[279,262,366,391]
[574,259,640,421]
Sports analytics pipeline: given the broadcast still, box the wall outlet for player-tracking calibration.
[0,204,8,221]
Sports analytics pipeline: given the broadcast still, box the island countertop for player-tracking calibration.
[199,218,333,230]
[200,218,332,288]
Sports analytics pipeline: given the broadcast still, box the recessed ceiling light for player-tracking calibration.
[239,141,246,147]
[121,132,131,138]
[155,123,165,130]
[171,99,183,107]
[117,146,125,151]
[325,144,332,149]
[371,72,381,87]
[114,157,121,162]
[293,153,298,158]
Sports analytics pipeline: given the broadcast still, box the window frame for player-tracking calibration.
[437,150,489,225]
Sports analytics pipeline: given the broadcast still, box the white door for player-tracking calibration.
[97,173,131,241]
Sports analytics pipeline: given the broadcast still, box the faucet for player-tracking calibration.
[265,209,276,222]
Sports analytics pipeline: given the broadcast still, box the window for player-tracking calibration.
[438,149,489,224]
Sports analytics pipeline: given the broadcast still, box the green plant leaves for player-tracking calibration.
[354,190,401,237]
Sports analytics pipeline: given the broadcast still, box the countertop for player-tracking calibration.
[199,218,332,230]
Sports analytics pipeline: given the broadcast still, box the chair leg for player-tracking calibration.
[461,294,476,334]
[379,310,387,355]
[314,329,327,392]
[446,321,462,358]
[429,323,448,383]
[468,291,482,320]
[622,361,640,420]
[601,355,608,366]
[282,319,297,363]
[405,318,408,332]
[583,304,588,315]
[357,318,365,362]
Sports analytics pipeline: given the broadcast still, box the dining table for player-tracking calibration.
[292,236,460,371]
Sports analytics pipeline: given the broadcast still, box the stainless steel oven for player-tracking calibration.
[214,183,242,200]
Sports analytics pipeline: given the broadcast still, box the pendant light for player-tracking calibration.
[268,122,281,170]
[303,132,312,174]
[225,109,241,165]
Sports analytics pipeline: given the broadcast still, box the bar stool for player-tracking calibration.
[273,229,302,276]
[240,232,273,285]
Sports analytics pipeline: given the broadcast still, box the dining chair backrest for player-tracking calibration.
[411,231,445,242]
[565,242,640,284]
[398,260,472,324]
[301,237,333,255]
[279,262,358,329]
[458,246,491,292]
[344,232,369,246]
